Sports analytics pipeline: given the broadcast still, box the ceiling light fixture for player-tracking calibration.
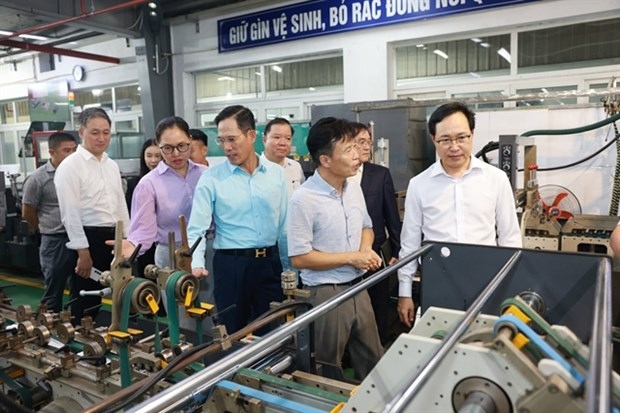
[497,47,511,64]
[272,65,282,73]
[217,76,235,81]
[480,42,490,48]
[471,38,482,43]
[20,34,48,41]
[433,49,448,59]
[148,2,158,8]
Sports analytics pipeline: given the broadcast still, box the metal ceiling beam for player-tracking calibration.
[0,0,148,42]
[0,39,120,64]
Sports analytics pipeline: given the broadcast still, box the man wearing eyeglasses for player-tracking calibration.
[397,102,522,328]
[187,105,288,335]
[349,122,402,346]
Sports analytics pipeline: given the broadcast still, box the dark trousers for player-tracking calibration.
[70,227,114,323]
[39,233,76,313]
[213,250,284,335]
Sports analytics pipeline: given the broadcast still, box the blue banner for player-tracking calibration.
[218,0,539,52]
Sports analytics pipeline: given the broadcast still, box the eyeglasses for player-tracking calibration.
[355,139,373,148]
[160,142,191,154]
[216,135,243,146]
[435,135,471,148]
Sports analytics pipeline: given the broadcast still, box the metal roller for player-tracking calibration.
[16,304,32,322]
[83,340,106,358]
[34,325,51,346]
[18,320,35,337]
[37,312,55,328]
[129,279,161,315]
[56,323,75,344]
[174,273,199,303]
[90,332,109,353]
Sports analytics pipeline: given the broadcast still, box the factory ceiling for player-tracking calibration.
[0,0,253,62]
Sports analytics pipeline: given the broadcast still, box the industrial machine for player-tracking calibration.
[88,242,613,413]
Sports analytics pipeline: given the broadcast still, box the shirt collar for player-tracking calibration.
[77,144,108,161]
[44,160,57,172]
[260,152,286,167]
[312,170,343,198]
[156,159,201,175]
[429,155,482,178]
[226,153,266,174]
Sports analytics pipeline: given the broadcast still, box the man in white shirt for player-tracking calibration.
[260,117,305,196]
[55,108,130,323]
[397,102,522,327]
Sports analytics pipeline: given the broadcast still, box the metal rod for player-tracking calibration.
[382,250,522,413]
[0,39,121,64]
[127,244,434,413]
[585,257,612,413]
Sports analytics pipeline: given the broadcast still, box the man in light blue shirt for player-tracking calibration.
[288,117,384,380]
[188,105,288,334]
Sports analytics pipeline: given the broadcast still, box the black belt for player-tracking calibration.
[218,246,277,258]
[333,276,363,286]
[83,226,115,234]
[41,232,67,238]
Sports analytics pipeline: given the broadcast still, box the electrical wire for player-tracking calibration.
[475,124,620,172]
[518,124,619,172]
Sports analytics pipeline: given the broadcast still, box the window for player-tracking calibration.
[395,34,511,82]
[75,88,113,111]
[515,85,577,107]
[114,85,142,112]
[265,57,343,95]
[451,91,506,109]
[0,131,17,164]
[518,17,620,73]
[195,55,344,103]
[196,66,261,102]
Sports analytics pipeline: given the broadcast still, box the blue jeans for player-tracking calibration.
[39,234,76,313]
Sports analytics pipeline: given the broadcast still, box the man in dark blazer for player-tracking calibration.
[350,122,402,346]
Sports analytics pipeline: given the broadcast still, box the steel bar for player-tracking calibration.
[382,250,523,413]
[585,257,612,413]
[127,243,434,413]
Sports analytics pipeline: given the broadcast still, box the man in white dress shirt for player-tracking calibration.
[397,102,522,327]
[260,117,305,196]
[55,108,130,323]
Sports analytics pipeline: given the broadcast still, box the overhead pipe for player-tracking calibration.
[0,0,149,43]
[0,39,120,64]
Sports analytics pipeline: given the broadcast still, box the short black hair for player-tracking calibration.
[350,122,370,137]
[48,132,77,150]
[307,117,355,165]
[139,138,158,177]
[428,102,476,136]
[78,107,111,129]
[265,117,294,136]
[154,116,190,144]
[189,129,208,147]
[214,105,255,131]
